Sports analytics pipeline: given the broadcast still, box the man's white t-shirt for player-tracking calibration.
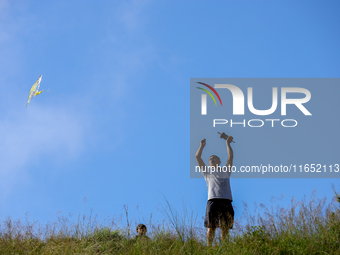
[202,169,232,201]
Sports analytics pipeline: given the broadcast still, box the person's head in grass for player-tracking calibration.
[136,224,147,236]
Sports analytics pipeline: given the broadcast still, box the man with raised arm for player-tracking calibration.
[195,133,234,246]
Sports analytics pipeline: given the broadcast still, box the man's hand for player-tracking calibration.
[200,138,206,147]
[226,136,233,145]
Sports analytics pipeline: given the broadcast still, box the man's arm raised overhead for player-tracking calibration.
[196,138,207,169]
[226,136,234,175]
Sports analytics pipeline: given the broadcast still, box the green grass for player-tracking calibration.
[1,189,339,254]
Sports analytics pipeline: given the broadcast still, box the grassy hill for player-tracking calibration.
[1,190,339,254]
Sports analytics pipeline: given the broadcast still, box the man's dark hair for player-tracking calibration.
[136,224,147,231]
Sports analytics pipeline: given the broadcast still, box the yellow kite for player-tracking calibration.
[26,75,43,107]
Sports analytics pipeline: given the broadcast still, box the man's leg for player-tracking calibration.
[205,200,217,246]
[221,227,229,242]
[207,227,216,246]
[220,200,234,243]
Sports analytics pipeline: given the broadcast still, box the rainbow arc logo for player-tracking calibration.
[196,82,222,115]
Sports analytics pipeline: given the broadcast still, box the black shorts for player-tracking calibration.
[204,199,234,229]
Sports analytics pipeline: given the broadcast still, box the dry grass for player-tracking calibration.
[0,189,339,254]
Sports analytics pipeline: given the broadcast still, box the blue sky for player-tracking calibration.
[0,0,339,233]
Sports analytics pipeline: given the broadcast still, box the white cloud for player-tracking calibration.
[89,0,156,100]
[0,2,87,199]
[117,0,151,31]
[0,0,9,21]
[0,0,155,199]
[0,104,86,198]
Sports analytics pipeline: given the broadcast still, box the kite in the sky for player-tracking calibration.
[26,75,43,107]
